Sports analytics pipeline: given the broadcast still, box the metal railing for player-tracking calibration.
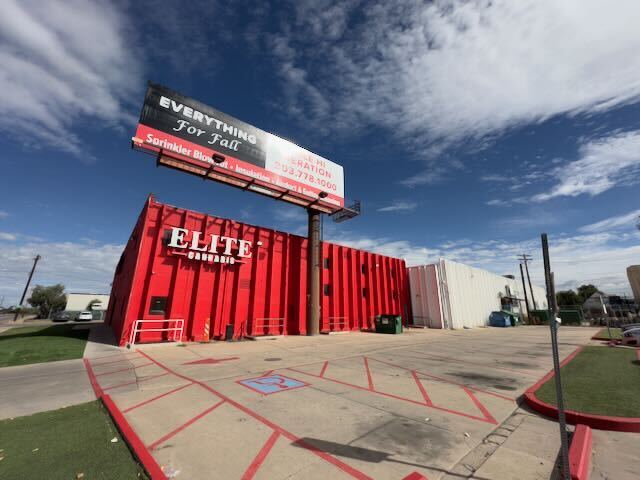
[128,319,184,348]
[251,317,286,336]
[328,316,349,331]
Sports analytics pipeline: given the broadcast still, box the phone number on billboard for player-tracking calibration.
[273,162,338,192]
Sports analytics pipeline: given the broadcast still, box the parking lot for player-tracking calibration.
[85,326,596,479]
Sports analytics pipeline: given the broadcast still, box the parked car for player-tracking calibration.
[621,327,640,346]
[76,311,93,321]
[53,311,72,322]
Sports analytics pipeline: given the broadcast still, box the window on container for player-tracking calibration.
[324,258,330,268]
[362,287,367,298]
[149,296,168,315]
[324,284,331,296]
[361,264,367,275]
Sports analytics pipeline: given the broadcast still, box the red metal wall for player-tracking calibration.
[106,195,409,346]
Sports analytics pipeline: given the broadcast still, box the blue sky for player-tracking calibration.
[1,0,640,305]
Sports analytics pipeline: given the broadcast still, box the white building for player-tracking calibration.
[65,293,111,312]
[408,259,548,329]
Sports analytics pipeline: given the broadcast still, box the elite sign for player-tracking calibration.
[134,83,345,207]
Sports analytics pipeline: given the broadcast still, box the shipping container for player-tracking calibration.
[408,259,548,329]
[106,195,410,346]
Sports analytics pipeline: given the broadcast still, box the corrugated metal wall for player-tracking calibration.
[407,265,443,328]
[107,196,409,346]
[407,259,548,329]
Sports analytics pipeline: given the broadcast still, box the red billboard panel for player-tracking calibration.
[133,83,345,208]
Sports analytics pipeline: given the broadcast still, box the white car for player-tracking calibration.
[77,311,93,321]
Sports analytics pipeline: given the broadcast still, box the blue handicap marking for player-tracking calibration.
[239,374,307,395]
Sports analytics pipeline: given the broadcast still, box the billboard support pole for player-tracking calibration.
[14,254,41,322]
[307,209,321,335]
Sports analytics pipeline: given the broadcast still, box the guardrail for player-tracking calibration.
[128,319,184,348]
[251,317,286,336]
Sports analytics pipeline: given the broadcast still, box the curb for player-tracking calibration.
[569,424,592,480]
[524,347,640,433]
[84,359,168,480]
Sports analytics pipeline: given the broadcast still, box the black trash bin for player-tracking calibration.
[374,314,403,334]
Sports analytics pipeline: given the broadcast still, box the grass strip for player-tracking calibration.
[536,346,640,417]
[594,327,621,340]
[0,324,89,367]
[0,400,148,480]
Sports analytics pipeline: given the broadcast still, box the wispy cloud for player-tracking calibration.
[0,0,141,158]
[0,232,17,241]
[0,211,8,219]
[377,201,418,213]
[579,209,640,233]
[0,238,123,304]
[533,130,640,201]
[270,0,640,162]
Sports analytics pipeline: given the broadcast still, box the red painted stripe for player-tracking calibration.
[288,367,495,424]
[122,383,194,413]
[103,394,168,480]
[363,357,374,391]
[89,351,141,361]
[83,358,104,398]
[82,359,167,480]
[102,372,169,391]
[461,386,497,424]
[569,424,592,480]
[138,351,374,480]
[411,371,433,406]
[148,399,225,450]
[240,431,280,480]
[372,357,514,402]
[402,472,428,480]
[96,362,153,377]
[91,355,147,368]
[319,361,329,378]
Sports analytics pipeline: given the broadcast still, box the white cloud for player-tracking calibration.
[327,230,639,295]
[0,233,17,241]
[0,211,8,219]
[0,0,140,158]
[0,239,123,305]
[271,0,640,159]
[533,131,640,201]
[579,209,640,233]
[377,201,418,213]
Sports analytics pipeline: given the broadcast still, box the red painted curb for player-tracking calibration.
[524,348,640,433]
[569,424,592,480]
[83,359,168,480]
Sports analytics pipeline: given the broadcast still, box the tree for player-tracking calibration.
[556,290,580,307]
[27,284,66,319]
[577,284,599,304]
[86,298,103,310]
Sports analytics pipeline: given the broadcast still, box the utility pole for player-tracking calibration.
[14,254,41,322]
[518,254,537,309]
[519,263,531,321]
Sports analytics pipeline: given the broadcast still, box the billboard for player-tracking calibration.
[133,83,344,208]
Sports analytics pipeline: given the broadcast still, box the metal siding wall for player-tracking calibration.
[407,265,444,328]
[111,198,408,345]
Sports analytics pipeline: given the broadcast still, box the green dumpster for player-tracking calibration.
[374,314,403,334]
[558,309,583,325]
[529,309,551,325]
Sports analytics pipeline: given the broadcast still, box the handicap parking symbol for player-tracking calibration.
[239,374,309,395]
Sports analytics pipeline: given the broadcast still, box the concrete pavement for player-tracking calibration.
[83,326,601,479]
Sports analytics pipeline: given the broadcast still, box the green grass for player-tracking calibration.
[595,327,621,339]
[536,346,640,417]
[0,324,89,367]
[0,401,148,480]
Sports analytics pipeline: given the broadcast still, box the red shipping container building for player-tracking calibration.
[106,196,410,346]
